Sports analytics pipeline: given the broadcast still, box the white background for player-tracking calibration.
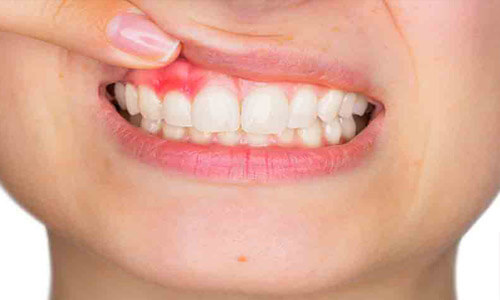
[0,187,498,299]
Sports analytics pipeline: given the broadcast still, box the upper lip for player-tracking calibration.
[181,42,371,94]
[150,21,375,99]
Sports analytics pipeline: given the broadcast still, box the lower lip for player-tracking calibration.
[98,95,384,183]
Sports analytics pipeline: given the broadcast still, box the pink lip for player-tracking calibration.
[98,97,384,183]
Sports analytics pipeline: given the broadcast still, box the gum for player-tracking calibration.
[125,58,331,101]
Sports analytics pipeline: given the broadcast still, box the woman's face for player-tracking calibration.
[1,0,499,296]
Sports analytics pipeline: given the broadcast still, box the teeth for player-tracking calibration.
[324,119,342,145]
[242,86,289,134]
[340,117,356,141]
[163,91,192,127]
[297,120,323,148]
[163,124,186,141]
[114,83,127,110]
[277,128,295,145]
[138,86,162,120]
[125,84,140,115]
[353,95,369,116]
[141,118,162,134]
[318,90,344,123]
[189,128,212,144]
[339,93,356,118]
[120,82,372,148]
[288,86,317,128]
[192,86,240,132]
[218,131,241,146]
[247,133,269,147]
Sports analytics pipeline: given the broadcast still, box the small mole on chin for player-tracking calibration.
[237,255,248,262]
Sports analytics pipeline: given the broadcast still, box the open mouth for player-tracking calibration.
[101,57,384,183]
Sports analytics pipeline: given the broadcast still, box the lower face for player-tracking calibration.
[1,0,500,297]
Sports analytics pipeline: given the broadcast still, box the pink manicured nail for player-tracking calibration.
[107,13,180,62]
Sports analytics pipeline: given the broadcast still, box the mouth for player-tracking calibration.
[100,54,384,183]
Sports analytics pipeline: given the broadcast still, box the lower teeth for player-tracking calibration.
[107,84,374,148]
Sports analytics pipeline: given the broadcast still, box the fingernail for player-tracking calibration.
[107,13,180,63]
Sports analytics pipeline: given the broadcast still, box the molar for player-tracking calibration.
[192,86,240,132]
[163,91,192,127]
[242,86,289,134]
[288,86,318,128]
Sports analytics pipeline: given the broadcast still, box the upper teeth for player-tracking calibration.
[162,91,192,127]
[124,83,140,116]
[138,86,162,120]
[192,85,240,132]
[241,86,289,134]
[317,90,344,123]
[114,82,372,145]
[288,86,318,129]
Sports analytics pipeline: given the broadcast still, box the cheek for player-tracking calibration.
[385,0,500,244]
[0,36,66,218]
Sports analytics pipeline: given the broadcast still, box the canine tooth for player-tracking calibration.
[192,86,239,132]
[247,133,269,147]
[141,118,162,134]
[242,86,288,134]
[353,94,369,116]
[163,124,186,140]
[340,117,356,141]
[218,131,240,146]
[138,86,162,120]
[298,120,322,148]
[288,86,318,128]
[318,90,343,123]
[339,93,356,118]
[277,128,295,145]
[114,83,127,110]
[189,128,212,144]
[125,84,140,115]
[163,91,192,127]
[324,119,342,144]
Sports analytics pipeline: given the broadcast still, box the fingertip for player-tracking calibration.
[106,13,181,67]
[158,40,182,65]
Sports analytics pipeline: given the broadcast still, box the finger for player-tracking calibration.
[0,0,181,68]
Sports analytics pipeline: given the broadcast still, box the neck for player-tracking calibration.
[48,231,456,300]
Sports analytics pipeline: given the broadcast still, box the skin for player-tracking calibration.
[1,0,500,299]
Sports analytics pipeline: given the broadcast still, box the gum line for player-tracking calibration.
[125,58,330,100]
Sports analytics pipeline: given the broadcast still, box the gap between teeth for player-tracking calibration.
[113,82,373,148]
